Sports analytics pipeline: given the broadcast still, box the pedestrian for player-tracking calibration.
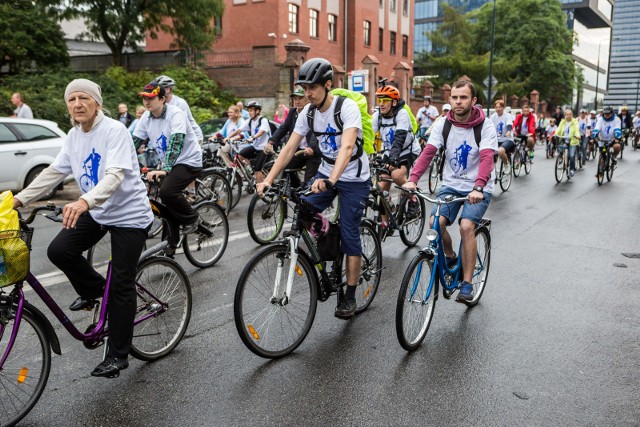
[10,93,33,119]
[117,103,134,128]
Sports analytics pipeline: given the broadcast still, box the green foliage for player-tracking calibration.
[0,0,68,73]
[0,66,237,132]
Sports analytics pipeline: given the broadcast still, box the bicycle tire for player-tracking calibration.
[498,158,512,192]
[183,201,229,268]
[554,154,565,183]
[147,216,164,239]
[462,226,491,307]
[512,150,522,177]
[395,252,437,351]
[228,170,243,209]
[0,309,52,427]
[355,222,383,313]
[234,244,318,358]
[247,193,287,245]
[399,197,426,247]
[196,170,232,215]
[606,156,614,182]
[597,153,606,185]
[129,256,192,361]
[546,142,553,159]
[428,158,439,194]
[524,152,532,174]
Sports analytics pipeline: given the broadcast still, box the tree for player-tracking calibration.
[41,0,225,66]
[0,0,68,73]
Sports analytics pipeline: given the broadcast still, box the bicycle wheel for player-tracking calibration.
[463,226,491,307]
[546,142,553,159]
[86,234,112,272]
[498,158,512,192]
[355,222,382,313]
[524,152,532,174]
[0,309,52,427]
[606,156,614,182]
[554,154,565,183]
[229,170,243,209]
[395,252,437,351]
[597,153,606,185]
[183,201,229,268]
[147,216,164,239]
[234,245,318,358]
[512,150,522,177]
[399,196,426,247]
[130,257,192,361]
[247,193,287,245]
[196,171,232,215]
[428,159,439,194]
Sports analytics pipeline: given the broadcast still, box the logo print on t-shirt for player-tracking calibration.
[155,133,168,153]
[384,128,395,150]
[497,122,504,136]
[320,124,338,153]
[80,148,101,193]
[605,125,611,136]
[450,141,473,173]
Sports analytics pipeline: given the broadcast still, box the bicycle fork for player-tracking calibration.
[271,237,300,306]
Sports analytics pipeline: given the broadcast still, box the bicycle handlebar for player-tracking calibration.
[20,203,63,225]
[396,186,468,205]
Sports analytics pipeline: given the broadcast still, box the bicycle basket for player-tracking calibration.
[0,230,31,288]
[317,223,341,261]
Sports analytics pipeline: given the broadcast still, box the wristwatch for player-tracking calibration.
[473,185,484,193]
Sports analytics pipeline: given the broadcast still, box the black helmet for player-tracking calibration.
[603,106,613,114]
[296,58,333,85]
[246,101,262,110]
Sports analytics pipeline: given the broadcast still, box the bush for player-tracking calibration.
[0,66,238,132]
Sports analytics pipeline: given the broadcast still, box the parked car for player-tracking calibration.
[0,118,66,200]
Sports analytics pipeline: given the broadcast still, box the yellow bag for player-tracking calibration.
[0,191,19,231]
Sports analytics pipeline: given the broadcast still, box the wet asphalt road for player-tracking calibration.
[15,144,640,426]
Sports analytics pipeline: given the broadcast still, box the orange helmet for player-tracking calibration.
[376,85,400,100]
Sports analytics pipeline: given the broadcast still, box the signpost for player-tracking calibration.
[348,70,369,93]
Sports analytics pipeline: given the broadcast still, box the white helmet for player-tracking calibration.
[590,110,596,115]
[505,106,512,112]
[154,75,176,89]
[442,104,452,111]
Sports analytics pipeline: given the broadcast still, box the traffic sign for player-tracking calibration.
[483,75,498,87]
[482,90,490,100]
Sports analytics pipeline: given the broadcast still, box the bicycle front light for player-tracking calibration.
[425,229,438,241]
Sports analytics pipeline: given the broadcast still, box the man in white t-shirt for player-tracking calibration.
[577,109,591,162]
[416,96,439,141]
[133,82,203,234]
[257,58,371,320]
[10,92,33,119]
[489,99,514,170]
[403,80,497,303]
[154,75,204,142]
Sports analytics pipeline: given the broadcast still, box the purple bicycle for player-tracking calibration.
[0,204,192,426]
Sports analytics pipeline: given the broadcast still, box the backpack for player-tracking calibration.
[376,101,419,153]
[251,116,271,138]
[438,118,485,176]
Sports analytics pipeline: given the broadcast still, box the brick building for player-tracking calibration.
[146,0,414,116]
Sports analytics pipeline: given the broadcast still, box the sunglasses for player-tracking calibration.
[377,97,393,104]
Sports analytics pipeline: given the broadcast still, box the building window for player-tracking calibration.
[402,0,409,16]
[390,0,396,13]
[390,31,396,55]
[402,35,408,57]
[363,21,371,46]
[378,28,384,51]
[328,14,337,42]
[214,15,222,35]
[310,9,319,38]
[288,4,298,34]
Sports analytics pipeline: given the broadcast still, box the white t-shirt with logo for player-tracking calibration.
[428,118,498,193]
[52,117,153,228]
[169,94,203,141]
[578,117,591,136]
[133,104,202,169]
[239,116,271,150]
[489,112,513,137]
[417,105,439,129]
[372,108,420,157]
[595,116,622,142]
[294,96,369,182]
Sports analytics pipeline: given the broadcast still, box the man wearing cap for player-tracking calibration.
[154,75,204,142]
[266,86,321,187]
[578,109,591,162]
[416,96,439,142]
[133,82,203,234]
[12,78,153,378]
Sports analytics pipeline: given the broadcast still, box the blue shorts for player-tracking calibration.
[431,186,491,226]
[302,174,371,256]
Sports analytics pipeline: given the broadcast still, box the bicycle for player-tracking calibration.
[586,135,598,160]
[554,140,573,183]
[512,135,532,177]
[494,139,513,192]
[233,184,383,358]
[395,191,491,351]
[632,128,640,150]
[366,160,425,247]
[0,205,192,426]
[546,135,557,159]
[427,147,445,194]
[620,128,629,159]
[595,138,618,185]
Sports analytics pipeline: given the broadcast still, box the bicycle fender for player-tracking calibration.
[24,302,62,355]
[360,218,376,230]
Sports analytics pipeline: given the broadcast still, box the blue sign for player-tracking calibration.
[352,75,365,92]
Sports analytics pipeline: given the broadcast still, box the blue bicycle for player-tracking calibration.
[395,190,491,351]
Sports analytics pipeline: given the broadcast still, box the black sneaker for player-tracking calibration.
[335,297,357,319]
[90,356,129,378]
[69,296,99,311]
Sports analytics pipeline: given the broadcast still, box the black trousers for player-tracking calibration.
[285,155,321,188]
[47,214,148,358]
[158,164,201,225]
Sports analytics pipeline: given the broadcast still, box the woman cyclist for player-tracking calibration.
[215,105,246,167]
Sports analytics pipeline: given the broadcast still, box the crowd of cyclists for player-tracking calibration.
[5,55,638,385]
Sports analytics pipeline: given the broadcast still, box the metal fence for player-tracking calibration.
[70,50,188,72]
[202,48,252,67]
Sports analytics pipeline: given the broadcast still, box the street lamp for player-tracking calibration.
[486,0,497,116]
[594,39,605,111]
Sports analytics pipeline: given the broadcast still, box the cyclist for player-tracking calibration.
[371,84,421,227]
[132,82,203,234]
[593,105,622,178]
[154,75,203,142]
[403,80,497,303]
[426,103,451,137]
[489,99,514,172]
[256,57,371,319]
[266,85,321,188]
[224,101,271,185]
[215,104,246,167]
[556,109,581,177]
[536,111,548,142]
[513,104,536,159]
[577,109,591,162]
[416,95,439,142]
[551,105,564,127]
[618,106,633,145]
[12,79,153,378]
[634,110,640,130]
